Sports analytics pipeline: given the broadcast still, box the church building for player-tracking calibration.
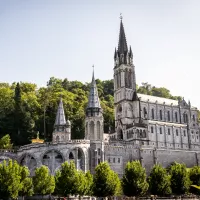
[0,18,200,176]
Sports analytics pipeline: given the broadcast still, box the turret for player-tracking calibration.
[85,67,104,141]
[52,98,71,143]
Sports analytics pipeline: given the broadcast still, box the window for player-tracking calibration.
[118,158,120,163]
[98,148,101,156]
[167,111,170,121]
[183,130,186,137]
[183,113,188,123]
[193,115,195,122]
[108,158,110,163]
[168,128,170,135]
[175,112,178,122]
[176,129,178,136]
[160,127,162,134]
[151,126,154,133]
[143,107,147,118]
[97,121,101,139]
[160,110,162,120]
[151,108,155,119]
[197,136,199,140]
[113,158,115,163]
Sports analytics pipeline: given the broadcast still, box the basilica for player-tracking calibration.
[0,19,200,176]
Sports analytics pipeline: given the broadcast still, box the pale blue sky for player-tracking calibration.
[0,0,200,108]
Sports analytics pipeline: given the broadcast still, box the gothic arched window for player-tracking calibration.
[143,107,147,119]
[90,121,94,137]
[167,111,170,121]
[175,112,178,122]
[97,121,100,140]
[128,70,132,88]
[160,110,163,120]
[176,129,179,136]
[160,127,162,134]
[151,108,155,120]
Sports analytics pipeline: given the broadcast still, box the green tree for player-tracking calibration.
[93,162,121,197]
[19,166,34,200]
[0,134,13,149]
[122,160,148,197]
[55,161,83,197]
[189,166,200,194]
[33,165,55,197]
[0,160,22,199]
[169,162,191,195]
[148,164,171,196]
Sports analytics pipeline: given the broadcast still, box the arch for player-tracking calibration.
[127,103,133,118]
[117,128,123,140]
[19,153,37,176]
[42,149,64,174]
[69,152,74,160]
[143,107,147,119]
[77,148,85,170]
[90,121,95,137]
[56,135,59,143]
[97,121,101,140]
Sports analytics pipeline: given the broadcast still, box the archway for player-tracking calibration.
[42,150,64,174]
[20,154,37,176]
[117,128,123,140]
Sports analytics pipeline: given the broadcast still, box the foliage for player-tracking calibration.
[189,166,200,194]
[122,160,149,197]
[19,166,34,199]
[0,134,13,149]
[148,164,171,196]
[0,78,188,146]
[0,160,23,199]
[93,162,121,197]
[55,161,92,197]
[169,162,191,195]
[33,165,55,196]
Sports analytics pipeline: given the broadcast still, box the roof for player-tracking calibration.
[55,98,67,126]
[118,19,128,54]
[87,69,101,109]
[138,93,179,106]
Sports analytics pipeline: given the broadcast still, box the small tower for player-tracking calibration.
[85,67,104,141]
[52,98,71,143]
[85,67,104,173]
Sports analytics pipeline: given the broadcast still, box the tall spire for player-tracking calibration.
[118,16,128,55]
[87,66,101,109]
[55,97,66,126]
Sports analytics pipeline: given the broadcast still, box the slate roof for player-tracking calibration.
[55,98,66,126]
[87,69,101,109]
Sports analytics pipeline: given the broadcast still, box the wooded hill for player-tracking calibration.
[0,77,187,146]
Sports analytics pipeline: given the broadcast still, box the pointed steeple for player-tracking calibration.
[87,66,101,110]
[118,18,128,55]
[55,97,66,126]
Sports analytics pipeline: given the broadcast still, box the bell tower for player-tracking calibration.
[114,17,140,137]
[85,67,104,173]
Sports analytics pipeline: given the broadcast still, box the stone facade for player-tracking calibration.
[0,19,200,176]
